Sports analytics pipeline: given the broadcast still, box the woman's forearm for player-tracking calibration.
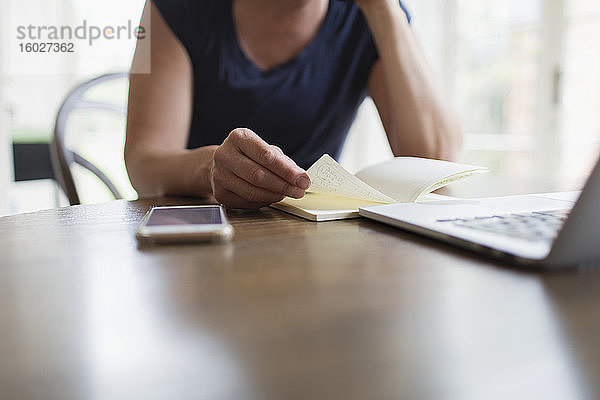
[360,2,463,160]
[125,145,218,199]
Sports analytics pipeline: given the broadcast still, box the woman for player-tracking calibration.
[125,0,462,209]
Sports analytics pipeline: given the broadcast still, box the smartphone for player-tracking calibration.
[136,205,233,244]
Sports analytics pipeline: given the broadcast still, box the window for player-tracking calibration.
[2,0,144,214]
[559,0,600,183]
[346,0,600,192]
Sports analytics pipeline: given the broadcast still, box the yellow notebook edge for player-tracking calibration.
[270,201,361,222]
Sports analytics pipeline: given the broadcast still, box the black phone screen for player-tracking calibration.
[145,207,223,226]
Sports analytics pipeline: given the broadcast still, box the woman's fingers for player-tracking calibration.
[212,167,285,205]
[227,128,310,189]
[211,128,311,209]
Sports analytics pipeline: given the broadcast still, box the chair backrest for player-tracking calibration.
[51,72,129,206]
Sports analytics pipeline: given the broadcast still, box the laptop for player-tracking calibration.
[359,157,600,269]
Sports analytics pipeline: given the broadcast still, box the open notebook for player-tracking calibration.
[271,154,488,221]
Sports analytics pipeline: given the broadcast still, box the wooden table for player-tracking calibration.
[1,197,599,400]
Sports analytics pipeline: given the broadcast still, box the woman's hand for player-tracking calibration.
[211,128,310,209]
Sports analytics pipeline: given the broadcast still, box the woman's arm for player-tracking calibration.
[125,1,213,198]
[356,0,463,161]
[125,1,309,207]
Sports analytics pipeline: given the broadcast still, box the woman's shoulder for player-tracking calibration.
[152,0,225,56]
[153,0,223,26]
[153,0,222,13]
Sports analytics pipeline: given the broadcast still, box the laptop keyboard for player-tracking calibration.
[437,209,571,241]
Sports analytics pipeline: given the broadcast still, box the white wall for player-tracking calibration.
[0,100,7,216]
[0,0,11,216]
[0,109,8,217]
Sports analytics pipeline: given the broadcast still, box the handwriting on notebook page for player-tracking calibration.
[307,154,393,203]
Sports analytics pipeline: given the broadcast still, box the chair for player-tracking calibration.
[50,72,129,206]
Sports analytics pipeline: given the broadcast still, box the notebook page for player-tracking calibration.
[306,154,394,203]
[278,193,382,211]
[355,157,488,203]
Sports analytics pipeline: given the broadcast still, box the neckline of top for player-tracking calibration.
[225,0,335,77]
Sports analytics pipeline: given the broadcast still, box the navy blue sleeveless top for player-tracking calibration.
[153,0,410,169]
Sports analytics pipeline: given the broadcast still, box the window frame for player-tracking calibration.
[436,0,567,178]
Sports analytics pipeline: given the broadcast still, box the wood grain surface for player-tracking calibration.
[1,197,599,400]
